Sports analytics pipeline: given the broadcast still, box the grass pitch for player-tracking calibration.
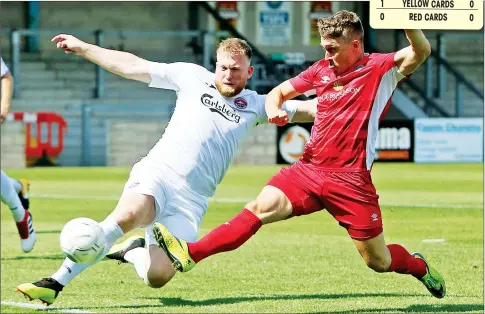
[1,163,483,313]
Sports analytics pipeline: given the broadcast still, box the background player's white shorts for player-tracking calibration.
[122,162,208,245]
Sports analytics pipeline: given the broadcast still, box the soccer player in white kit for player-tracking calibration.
[17,35,317,305]
[1,57,35,253]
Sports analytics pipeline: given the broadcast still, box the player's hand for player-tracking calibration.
[267,109,289,126]
[51,34,88,55]
[0,104,10,124]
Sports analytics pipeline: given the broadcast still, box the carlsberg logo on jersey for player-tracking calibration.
[201,93,242,123]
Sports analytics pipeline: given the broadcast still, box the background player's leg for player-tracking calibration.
[1,169,25,222]
[7,175,22,194]
[1,169,36,252]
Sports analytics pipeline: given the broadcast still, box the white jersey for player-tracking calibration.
[141,62,298,197]
[1,57,9,77]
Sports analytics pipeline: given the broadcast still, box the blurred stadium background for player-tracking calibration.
[0,1,483,167]
[0,1,483,313]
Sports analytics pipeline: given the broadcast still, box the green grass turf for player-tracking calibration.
[1,163,483,313]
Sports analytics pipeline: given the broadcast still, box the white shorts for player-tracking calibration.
[123,162,208,245]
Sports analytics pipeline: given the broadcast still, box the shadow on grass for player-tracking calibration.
[36,230,62,234]
[67,301,484,313]
[65,292,481,312]
[5,301,484,313]
[149,292,425,306]
[1,255,64,261]
[344,303,484,313]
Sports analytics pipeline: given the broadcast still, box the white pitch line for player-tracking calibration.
[380,202,481,209]
[30,193,482,209]
[31,193,119,201]
[1,301,93,313]
[422,238,446,243]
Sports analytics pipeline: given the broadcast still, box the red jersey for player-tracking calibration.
[289,52,407,171]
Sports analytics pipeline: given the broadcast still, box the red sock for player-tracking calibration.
[188,209,262,263]
[387,244,427,278]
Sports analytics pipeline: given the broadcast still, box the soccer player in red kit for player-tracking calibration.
[153,10,446,298]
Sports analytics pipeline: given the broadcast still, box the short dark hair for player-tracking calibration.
[317,10,364,42]
[216,38,253,61]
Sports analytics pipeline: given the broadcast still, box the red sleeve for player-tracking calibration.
[289,63,316,94]
[371,52,399,75]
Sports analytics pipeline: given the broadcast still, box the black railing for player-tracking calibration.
[394,30,483,116]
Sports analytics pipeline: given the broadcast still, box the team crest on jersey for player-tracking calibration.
[320,76,330,83]
[234,97,247,109]
[333,81,344,91]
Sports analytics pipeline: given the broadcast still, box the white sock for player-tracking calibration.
[124,247,148,281]
[52,216,124,286]
[8,178,22,193]
[1,170,25,222]
[51,258,90,286]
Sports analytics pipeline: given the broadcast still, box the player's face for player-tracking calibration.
[321,36,361,72]
[215,52,254,98]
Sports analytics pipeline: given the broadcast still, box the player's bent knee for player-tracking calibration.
[246,188,292,224]
[246,200,269,215]
[145,278,168,289]
[364,255,391,273]
[111,209,139,232]
[111,194,156,232]
[145,271,173,288]
[145,246,176,288]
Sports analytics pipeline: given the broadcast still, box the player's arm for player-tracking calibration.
[51,34,151,83]
[265,80,302,126]
[287,97,318,123]
[393,30,431,76]
[0,71,14,123]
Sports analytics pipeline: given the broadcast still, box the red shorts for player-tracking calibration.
[267,161,383,240]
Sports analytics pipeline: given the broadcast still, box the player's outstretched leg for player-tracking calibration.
[16,191,156,305]
[16,215,123,305]
[154,185,295,273]
[106,236,145,263]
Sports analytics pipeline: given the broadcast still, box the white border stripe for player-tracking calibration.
[1,301,92,313]
[366,65,406,170]
[30,193,482,209]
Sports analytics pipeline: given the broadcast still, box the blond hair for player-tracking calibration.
[317,10,364,42]
[216,38,253,61]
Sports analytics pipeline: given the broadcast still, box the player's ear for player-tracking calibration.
[247,65,254,79]
[351,39,360,51]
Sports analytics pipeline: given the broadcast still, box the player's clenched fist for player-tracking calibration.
[51,34,88,55]
[267,109,289,126]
